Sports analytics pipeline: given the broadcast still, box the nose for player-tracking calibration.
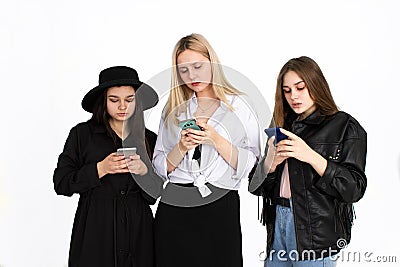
[188,68,197,81]
[119,100,127,110]
[291,89,299,100]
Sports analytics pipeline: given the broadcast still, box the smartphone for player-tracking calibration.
[264,127,289,145]
[179,119,202,131]
[116,147,137,158]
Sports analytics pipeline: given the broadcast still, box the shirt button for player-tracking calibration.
[293,170,298,175]
[321,183,327,189]
[120,190,126,195]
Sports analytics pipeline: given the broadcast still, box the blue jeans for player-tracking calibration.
[265,203,336,267]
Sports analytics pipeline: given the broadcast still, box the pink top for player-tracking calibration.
[279,161,291,198]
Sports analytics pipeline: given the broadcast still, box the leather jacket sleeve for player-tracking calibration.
[315,119,367,203]
[248,144,277,197]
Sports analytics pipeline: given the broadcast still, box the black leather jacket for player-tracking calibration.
[249,111,367,260]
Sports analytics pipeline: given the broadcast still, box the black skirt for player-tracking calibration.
[154,186,242,267]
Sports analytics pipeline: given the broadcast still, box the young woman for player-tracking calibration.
[152,34,260,267]
[249,56,367,267]
[53,66,163,267]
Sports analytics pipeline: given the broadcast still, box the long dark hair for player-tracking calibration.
[273,56,339,128]
[92,89,117,145]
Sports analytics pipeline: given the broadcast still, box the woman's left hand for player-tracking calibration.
[126,154,148,176]
[186,121,220,147]
[276,128,316,164]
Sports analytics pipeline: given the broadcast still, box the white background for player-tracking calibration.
[1,0,399,266]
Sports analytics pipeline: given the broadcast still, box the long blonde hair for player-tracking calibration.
[164,33,241,126]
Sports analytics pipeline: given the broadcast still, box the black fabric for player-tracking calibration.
[154,190,243,267]
[145,128,157,160]
[192,144,202,165]
[193,145,201,160]
[249,111,367,260]
[273,197,290,208]
[53,120,159,267]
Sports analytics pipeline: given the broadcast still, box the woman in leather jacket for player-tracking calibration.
[249,56,367,267]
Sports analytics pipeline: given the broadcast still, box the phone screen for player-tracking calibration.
[264,127,288,145]
[116,147,137,157]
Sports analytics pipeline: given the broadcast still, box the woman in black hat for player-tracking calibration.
[53,66,164,267]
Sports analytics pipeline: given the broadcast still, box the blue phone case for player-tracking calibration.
[179,119,202,131]
[264,127,289,145]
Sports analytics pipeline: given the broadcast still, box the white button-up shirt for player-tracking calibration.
[152,94,261,196]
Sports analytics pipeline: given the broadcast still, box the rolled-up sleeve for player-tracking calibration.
[152,116,173,179]
[231,97,261,180]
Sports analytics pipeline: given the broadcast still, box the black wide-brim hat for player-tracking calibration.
[82,66,159,113]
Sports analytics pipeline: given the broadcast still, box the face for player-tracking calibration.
[106,86,136,123]
[282,71,316,118]
[176,49,213,94]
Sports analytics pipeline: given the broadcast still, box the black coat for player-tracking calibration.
[249,111,367,260]
[53,120,159,267]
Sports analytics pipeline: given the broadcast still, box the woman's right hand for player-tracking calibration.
[166,129,199,174]
[263,136,288,173]
[97,153,130,179]
[178,129,199,154]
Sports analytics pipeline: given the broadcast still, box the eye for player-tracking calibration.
[296,82,306,90]
[109,99,118,103]
[282,87,291,94]
[126,98,135,102]
[194,63,202,69]
[179,67,188,74]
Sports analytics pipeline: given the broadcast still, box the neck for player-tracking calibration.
[195,85,218,99]
[109,119,124,138]
[299,106,317,120]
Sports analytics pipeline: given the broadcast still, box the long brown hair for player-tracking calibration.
[273,56,339,127]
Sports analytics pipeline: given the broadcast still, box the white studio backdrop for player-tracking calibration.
[0,0,399,266]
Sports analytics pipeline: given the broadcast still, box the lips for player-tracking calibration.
[292,103,302,108]
[191,82,201,86]
[117,113,127,117]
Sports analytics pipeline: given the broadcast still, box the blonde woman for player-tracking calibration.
[152,34,260,267]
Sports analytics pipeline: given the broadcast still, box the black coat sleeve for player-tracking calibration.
[53,126,101,196]
[315,119,367,203]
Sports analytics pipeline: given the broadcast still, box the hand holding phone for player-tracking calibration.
[179,119,202,131]
[116,147,137,158]
[264,127,289,146]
